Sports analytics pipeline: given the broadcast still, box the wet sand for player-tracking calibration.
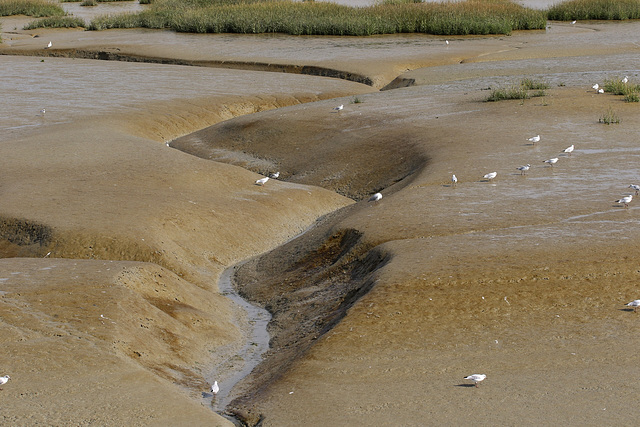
[1,12,640,427]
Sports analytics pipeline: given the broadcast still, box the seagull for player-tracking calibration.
[211,381,219,395]
[40,108,46,115]
[483,172,497,181]
[628,184,640,195]
[255,177,269,186]
[368,192,382,202]
[464,374,486,387]
[622,76,629,84]
[445,40,449,45]
[45,41,52,49]
[543,158,558,166]
[626,300,640,312]
[615,194,633,208]
[452,174,457,186]
[516,164,530,175]
[333,104,344,112]
[598,88,604,94]
[563,145,574,156]
[0,375,9,389]
[270,172,280,179]
[592,83,599,91]
[571,20,576,24]
[527,135,540,144]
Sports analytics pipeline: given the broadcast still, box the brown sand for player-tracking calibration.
[1,15,640,426]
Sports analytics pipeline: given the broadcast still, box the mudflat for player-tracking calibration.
[1,13,640,427]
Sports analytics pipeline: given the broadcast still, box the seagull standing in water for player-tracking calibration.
[0,375,9,390]
[628,184,640,195]
[211,381,219,395]
[543,158,558,167]
[368,192,382,202]
[563,145,574,156]
[452,174,457,186]
[527,135,540,144]
[626,300,640,312]
[464,374,486,387]
[615,194,633,208]
[516,164,530,175]
[255,176,269,186]
[483,172,497,181]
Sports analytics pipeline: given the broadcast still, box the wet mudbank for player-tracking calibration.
[0,48,374,87]
[0,216,53,258]
[223,207,390,425]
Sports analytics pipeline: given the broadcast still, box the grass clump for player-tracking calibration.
[81,0,98,5]
[603,77,640,102]
[547,0,640,21]
[599,106,621,124]
[87,0,547,36]
[486,78,549,101]
[0,0,66,17]
[24,16,86,28]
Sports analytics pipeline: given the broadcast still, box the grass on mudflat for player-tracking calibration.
[24,16,86,29]
[486,78,549,101]
[0,0,66,17]
[599,106,621,124]
[603,77,640,102]
[87,0,547,36]
[547,0,640,20]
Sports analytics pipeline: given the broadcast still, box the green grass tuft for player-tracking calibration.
[547,0,640,21]
[599,106,621,124]
[0,0,66,17]
[24,16,86,29]
[486,78,549,102]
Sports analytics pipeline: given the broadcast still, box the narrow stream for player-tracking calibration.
[208,263,271,414]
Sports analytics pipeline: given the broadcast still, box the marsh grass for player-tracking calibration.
[486,78,549,102]
[80,0,98,6]
[599,106,621,124]
[603,77,640,102]
[87,0,547,35]
[0,0,65,17]
[547,0,640,20]
[24,16,86,29]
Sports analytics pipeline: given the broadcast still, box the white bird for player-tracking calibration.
[0,375,9,389]
[255,177,269,186]
[615,194,633,208]
[45,41,52,49]
[333,104,344,111]
[211,381,219,395]
[628,184,640,195]
[527,135,540,144]
[40,108,46,115]
[483,172,497,181]
[445,40,449,45]
[571,20,576,24]
[452,174,457,186]
[563,145,574,156]
[368,192,382,202]
[592,83,599,91]
[516,164,530,175]
[270,171,280,179]
[626,300,640,312]
[464,374,486,387]
[622,76,629,84]
[543,158,558,166]
[598,88,604,94]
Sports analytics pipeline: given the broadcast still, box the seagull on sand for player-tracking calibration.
[483,172,497,181]
[464,374,486,387]
[39,108,46,115]
[452,174,458,186]
[211,381,219,395]
[527,135,540,144]
[516,164,530,175]
[571,20,576,24]
[626,300,640,312]
[333,104,344,112]
[368,192,382,202]
[592,83,599,91]
[45,41,52,49]
[543,158,558,166]
[563,145,574,156]
[615,194,633,208]
[270,171,280,179]
[622,76,629,84]
[628,184,640,195]
[255,176,269,186]
[0,375,9,390]
[598,88,604,94]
